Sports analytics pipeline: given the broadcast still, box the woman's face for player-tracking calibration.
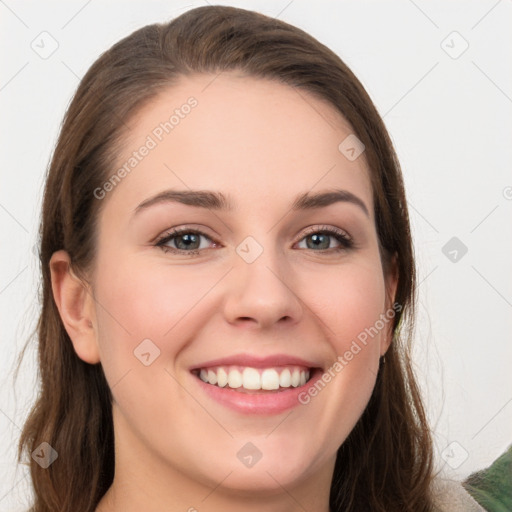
[79,74,397,503]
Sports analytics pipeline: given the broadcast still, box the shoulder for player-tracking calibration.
[430,476,487,512]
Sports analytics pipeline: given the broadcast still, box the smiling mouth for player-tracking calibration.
[191,365,319,393]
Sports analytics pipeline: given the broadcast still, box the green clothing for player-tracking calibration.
[464,445,512,512]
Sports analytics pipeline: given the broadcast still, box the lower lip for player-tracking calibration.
[191,369,323,415]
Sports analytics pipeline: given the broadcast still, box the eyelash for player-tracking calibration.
[154,225,354,257]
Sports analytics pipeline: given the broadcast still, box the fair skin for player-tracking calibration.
[50,73,397,512]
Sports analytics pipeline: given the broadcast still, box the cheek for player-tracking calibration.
[94,256,203,341]
[91,255,228,386]
[305,259,387,350]
[298,259,386,411]
[91,259,205,429]
[91,258,172,381]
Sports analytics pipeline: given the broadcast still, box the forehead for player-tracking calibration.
[105,72,373,218]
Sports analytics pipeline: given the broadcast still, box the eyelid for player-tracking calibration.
[298,224,352,243]
[154,226,217,249]
[154,224,216,242]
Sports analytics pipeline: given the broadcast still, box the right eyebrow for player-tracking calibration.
[134,190,231,215]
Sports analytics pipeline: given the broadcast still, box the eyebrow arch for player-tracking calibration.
[133,188,369,217]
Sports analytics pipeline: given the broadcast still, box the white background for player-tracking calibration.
[1,0,511,509]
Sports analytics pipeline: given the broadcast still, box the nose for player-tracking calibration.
[222,243,304,331]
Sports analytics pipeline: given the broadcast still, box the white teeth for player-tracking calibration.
[196,365,311,391]
[217,367,228,387]
[228,369,242,388]
[242,367,261,389]
[279,368,291,387]
[261,369,280,390]
[207,369,217,385]
[291,370,300,387]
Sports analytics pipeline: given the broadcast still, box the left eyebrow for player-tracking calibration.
[291,189,369,217]
[133,188,369,218]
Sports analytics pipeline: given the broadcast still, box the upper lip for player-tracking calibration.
[189,353,323,371]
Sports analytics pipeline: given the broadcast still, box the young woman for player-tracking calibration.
[18,5,485,512]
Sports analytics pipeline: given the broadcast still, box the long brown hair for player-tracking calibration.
[18,5,435,511]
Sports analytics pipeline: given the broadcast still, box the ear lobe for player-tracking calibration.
[384,252,399,309]
[49,250,100,364]
[382,252,399,356]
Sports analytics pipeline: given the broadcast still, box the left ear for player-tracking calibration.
[381,252,399,356]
